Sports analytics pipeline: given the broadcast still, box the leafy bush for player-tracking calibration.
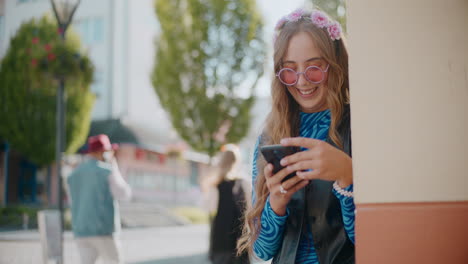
[152,0,266,158]
[0,205,40,230]
[0,16,95,166]
[0,205,72,231]
[171,206,209,224]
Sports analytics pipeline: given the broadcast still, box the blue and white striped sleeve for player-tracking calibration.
[332,184,355,244]
[253,198,289,260]
[251,136,289,260]
[251,137,260,204]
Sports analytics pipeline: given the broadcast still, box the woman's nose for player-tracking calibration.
[297,71,308,86]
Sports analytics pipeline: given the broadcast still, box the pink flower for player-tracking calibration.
[47,53,56,61]
[44,44,52,52]
[32,37,39,44]
[286,8,304,22]
[31,59,37,67]
[327,21,342,40]
[310,10,329,28]
[275,16,288,30]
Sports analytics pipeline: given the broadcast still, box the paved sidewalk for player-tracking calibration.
[0,225,211,264]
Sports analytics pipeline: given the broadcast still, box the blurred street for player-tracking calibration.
[119,202,192,228]
[0,224,210,264]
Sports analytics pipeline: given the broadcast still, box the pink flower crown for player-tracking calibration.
[274,9,342,43]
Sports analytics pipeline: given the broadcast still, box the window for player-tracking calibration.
[16,0,45,4]
[91,70,104,96]
[74,17,104,45]
[92,18,103,43]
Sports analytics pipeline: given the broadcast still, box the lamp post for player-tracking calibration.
[50,1,80,263]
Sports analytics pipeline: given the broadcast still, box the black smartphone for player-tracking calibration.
[260,144,300,182]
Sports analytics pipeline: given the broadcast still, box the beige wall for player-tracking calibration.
[347,0,468,203]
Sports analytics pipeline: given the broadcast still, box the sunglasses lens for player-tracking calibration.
[279,69,297,85]
[305,67,324,83]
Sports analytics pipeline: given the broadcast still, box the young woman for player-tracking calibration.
[207,145,250,264]
[237,8,355,264]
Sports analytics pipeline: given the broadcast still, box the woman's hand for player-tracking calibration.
[279,137,353,188]
[264,163,309,216]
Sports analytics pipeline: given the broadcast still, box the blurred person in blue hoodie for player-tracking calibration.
[67,134,132,264]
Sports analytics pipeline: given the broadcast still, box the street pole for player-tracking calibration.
[55,29,65,262]
[51,1,81,262]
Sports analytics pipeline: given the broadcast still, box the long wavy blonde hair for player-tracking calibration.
[202,144,241,190]
[237,11,349,256]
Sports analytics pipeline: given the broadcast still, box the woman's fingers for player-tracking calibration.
[280,149,312,166]
[281,173,304,190]
[280,147,324,167]
[296,169,320,180]
[288,179,309,193]
[264,163,273,178]
[274,178,308,196]
[281,137,322,149]
[264,163,310,200]
[265,164,295,185]
[286,160,321,173]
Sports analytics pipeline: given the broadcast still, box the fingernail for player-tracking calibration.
[280,138,288,145]
[280,159,287,166]
[297,172,304,179]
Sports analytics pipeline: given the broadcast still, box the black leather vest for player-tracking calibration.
[259,106,355,264]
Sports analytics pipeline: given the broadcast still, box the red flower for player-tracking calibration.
[32,37,39,44]
[31,59,38,67]
[57,28,64,35]
[44,44,52,52]
[47,53,56,61]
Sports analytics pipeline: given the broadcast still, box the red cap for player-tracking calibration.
[85,134,118,153]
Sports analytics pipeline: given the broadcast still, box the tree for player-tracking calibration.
[308,0,347,33]
[0,16,95,166]
[152,0,266,158]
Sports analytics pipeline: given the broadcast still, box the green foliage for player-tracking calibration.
[171,206,209,224]
[0,206,72,231]
[309,0,347,33]
[0,16,95,166]
[0,205,39,230]
[152,0,266,157]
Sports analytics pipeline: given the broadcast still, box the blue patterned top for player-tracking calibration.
[252,109,355,263]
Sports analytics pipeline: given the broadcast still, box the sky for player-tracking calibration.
[126,0,308,139]
[130,0,307,102]
[255,0,308,96]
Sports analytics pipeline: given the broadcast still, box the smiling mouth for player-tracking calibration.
[296,87,318,95]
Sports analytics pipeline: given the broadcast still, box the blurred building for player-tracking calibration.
[1,0,125,120]
[0,0,180,136]
[0,0,270,206]
[0,0,194,206]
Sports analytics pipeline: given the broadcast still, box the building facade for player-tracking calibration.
[1,0,129,120]
[0,0,268,206]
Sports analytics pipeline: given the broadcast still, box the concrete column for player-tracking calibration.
[347,0,468,263]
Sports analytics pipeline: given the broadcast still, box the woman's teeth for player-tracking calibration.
[298,87,317,95]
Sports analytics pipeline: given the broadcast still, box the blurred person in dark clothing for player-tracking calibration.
[67,134,132,264]
[207,144,250,264]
